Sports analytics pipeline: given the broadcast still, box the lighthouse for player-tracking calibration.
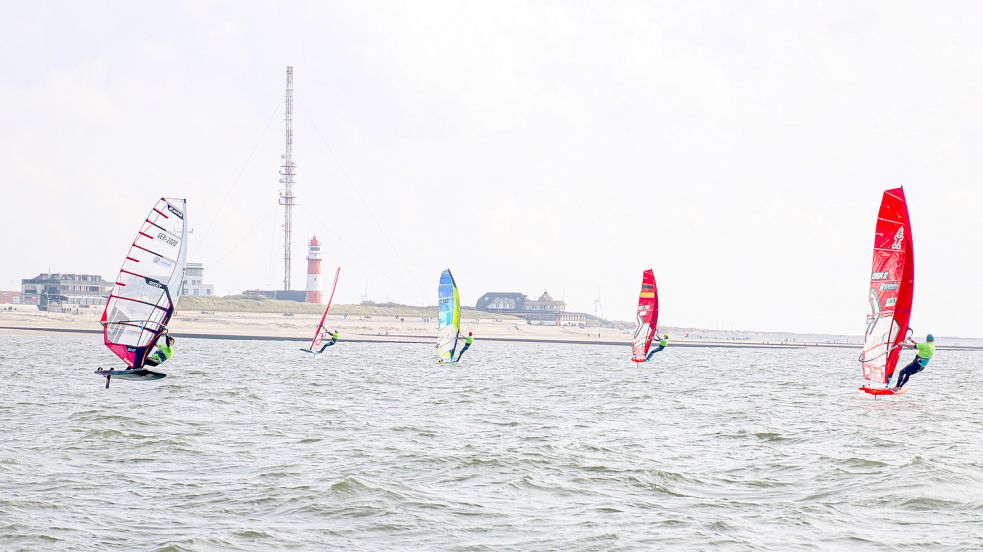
[306,235,323,303]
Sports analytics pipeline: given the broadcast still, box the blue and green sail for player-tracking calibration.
[437,269,461,362]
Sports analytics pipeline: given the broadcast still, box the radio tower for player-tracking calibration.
[278,66,296,291]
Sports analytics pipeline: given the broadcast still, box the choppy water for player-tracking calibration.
[1,335,981,551]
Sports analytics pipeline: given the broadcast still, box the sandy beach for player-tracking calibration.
[0,307,865,349]
[4,306,980,350]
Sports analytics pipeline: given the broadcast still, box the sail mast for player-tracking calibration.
[101,198,188,369]
[308,267,341,351]
[437,269,461,362]
[631,269,659,362]
[860,187,914,392]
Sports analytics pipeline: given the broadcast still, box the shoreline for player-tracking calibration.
[2,310,981,351]
[4,325,982,351]
[0,325,798,348]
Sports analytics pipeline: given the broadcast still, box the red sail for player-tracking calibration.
[631,269,659,362]
[308,267,341,351]
[860,188,914,389]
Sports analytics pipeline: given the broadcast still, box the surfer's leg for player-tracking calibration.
[896,358,921,389]
[318,341,337,353]
[909,363,925,379]
[145,355,160,367]
[456,343,470,361]
[645,345,664,361]
[896,366,912,389]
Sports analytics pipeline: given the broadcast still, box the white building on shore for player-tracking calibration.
[181,262,214,297]
[20,273,112,311]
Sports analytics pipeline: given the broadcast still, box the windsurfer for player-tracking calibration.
[318,329,340,353]
[144,330,175,367]
[455,332,474,362]
[892,334,935,390]
[646,333,668,360]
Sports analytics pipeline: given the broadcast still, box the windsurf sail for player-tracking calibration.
[859,187,914,390]
[631,269,659,362]
[307,267,341,352]
[436,269,460,362]
[101,198,188,369]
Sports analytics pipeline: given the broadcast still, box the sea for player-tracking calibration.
[1,334,981,551]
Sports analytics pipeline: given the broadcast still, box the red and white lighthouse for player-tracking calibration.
[306,235,323,303]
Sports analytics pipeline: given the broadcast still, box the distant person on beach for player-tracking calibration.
[456,332,474,362]
[893,334,935,390]
[318,329,340,353]
[646,333,669,361]
[144,330,175,367]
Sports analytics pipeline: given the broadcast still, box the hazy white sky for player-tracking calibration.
[2,1,981,336]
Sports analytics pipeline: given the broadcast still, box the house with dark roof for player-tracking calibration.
[20,273,112,311]
[475,290,586,326]
[475,292,527,313]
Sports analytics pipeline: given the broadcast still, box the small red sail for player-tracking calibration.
[631,269,659,362]
[860,188,914,393]
[308,267,341,351]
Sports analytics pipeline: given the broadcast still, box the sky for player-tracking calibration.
[1,1,981,336]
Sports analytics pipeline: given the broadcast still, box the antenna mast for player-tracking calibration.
[278,66,296,290]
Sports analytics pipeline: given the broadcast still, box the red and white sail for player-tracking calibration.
[308,267,341,351]
[860,188,914,389]
[101,198,188,369]
[631,269,659,362]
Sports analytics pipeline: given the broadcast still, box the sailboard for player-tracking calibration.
[858,188,914,396]
[300,267,341,355]
[94,368,168,382]
[631,269,659,362]
[436,269,460,364]
[860,386,909,397]
[98,197,188,388]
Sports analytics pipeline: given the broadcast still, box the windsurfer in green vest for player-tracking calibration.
[646,333,669,361]
[892,334,935,390]
[456,331,474,362]
[144,330,175,367]
[318,329,340,353]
